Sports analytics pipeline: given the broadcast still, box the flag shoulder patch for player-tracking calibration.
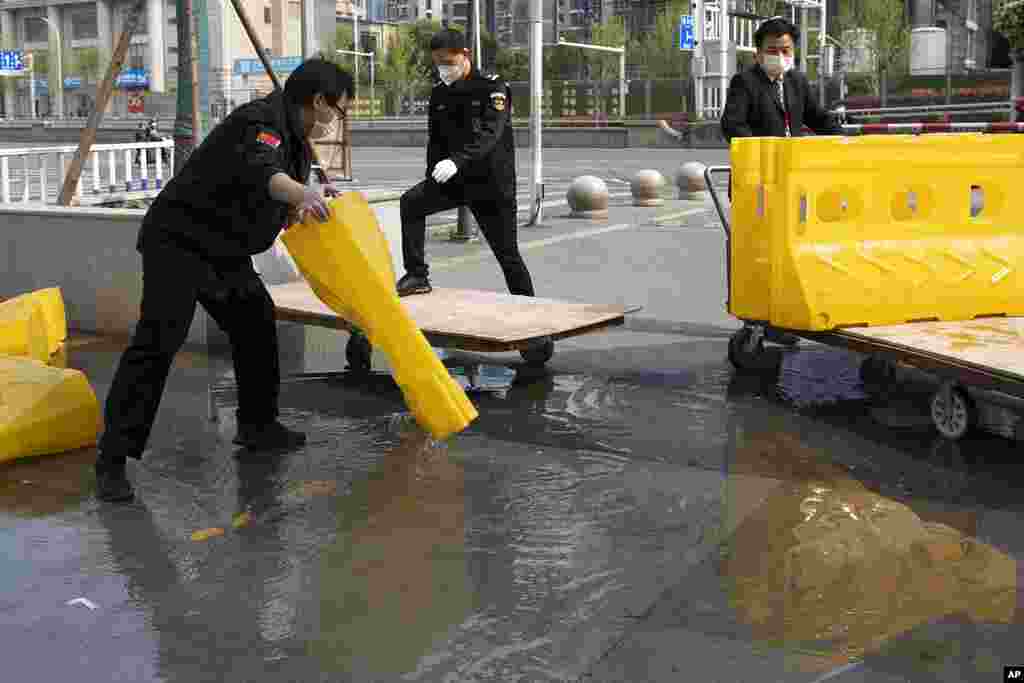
[256,131,281,148]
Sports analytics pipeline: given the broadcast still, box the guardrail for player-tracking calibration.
[0,139,174,205]
[841,122,1024,134]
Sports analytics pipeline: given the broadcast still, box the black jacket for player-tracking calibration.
[427,67,515,200]
[721,64,839,142]
[138,91,312,263]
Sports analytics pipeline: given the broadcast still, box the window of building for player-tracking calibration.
[24,14,48,43]
[70,6,99,41]
[264,6,272,23]
[966,28,976,66]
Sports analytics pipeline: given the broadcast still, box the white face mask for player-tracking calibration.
[761,53,794,78]
[310,99,337,139]
[437,63,463,86]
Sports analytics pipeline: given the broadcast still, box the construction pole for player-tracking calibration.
[58,0,146,206]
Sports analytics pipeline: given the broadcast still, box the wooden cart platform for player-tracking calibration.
[268,280,641,363]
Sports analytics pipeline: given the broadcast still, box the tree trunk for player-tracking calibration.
[879,70,888,108]
[1012,48,1024,123]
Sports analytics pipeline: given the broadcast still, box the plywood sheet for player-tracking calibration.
[268,281,639,351]
[840,318,1024,381]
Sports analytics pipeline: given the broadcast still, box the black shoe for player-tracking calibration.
[233,420,307,451]
[95,462,135,503]
[396,273,432,297]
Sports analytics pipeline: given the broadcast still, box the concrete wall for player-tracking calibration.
[0,204,220,347]
[0,194,404,350]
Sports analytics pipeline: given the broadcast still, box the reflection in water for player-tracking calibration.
[721,430,1017,664]
[311,422,472,678]
[0,448,95,518]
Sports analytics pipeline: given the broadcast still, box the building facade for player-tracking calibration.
[0,0,342,118]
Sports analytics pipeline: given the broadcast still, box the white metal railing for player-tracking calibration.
[0,139,174,205]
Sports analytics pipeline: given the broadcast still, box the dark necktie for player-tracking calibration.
[775,80,790,136]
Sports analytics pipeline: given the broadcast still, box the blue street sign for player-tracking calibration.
[116,69,149,89]
[233,55,303,76]
[679,15,695,50]
[63,76,82,90]
[0,49,26,75]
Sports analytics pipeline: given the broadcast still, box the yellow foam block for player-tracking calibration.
[0,355,101,462]
[0,296,50,363]
[30,288,68,354]
[281,193,478,440]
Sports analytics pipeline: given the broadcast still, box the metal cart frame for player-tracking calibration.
[704,165,1024,442]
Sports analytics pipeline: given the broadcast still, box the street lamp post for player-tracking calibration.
[556,37,626,121]
[336,48,374,116]
[34,17,63,118]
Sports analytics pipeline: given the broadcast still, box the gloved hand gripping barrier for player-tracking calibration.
[281,193,478,440]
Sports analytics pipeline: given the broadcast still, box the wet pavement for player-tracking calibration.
[4,190,1024,682]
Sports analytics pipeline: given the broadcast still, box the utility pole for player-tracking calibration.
[173,0,198,173]
[526,0,542,226]
[452,0,479,241]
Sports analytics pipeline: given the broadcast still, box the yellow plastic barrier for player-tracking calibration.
[0,355,101,462]
[730,134,1024,331]
[31,288,69,355]
[281,192,478,440]
[0,296,50,363]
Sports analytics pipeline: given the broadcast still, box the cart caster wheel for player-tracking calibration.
[728,326,776,372]
[931,385,973,441]
[520,336,554,366]
[346,332,372,374]
[860,356,895,388]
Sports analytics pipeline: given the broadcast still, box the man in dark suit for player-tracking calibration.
[721,16,839,141]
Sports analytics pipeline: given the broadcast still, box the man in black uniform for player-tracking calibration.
[395,29,535,303]
[95,58,354,503]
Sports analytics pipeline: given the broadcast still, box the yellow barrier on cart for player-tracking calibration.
[281,193,478,441]
[0,355,101,462]
[730,134,1024,331]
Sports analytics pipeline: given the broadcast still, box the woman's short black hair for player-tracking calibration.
[430,29,468,52]
[283,58,355,106]
[754,16,799,49]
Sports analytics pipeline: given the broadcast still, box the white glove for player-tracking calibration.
[432,159,458,184]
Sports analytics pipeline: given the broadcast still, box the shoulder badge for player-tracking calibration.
[256,130,281,149]
[489,90,506,112]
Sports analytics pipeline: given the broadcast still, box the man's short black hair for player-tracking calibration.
[430,29,468,52]
[283,58,355,106]
[754,16,799,49]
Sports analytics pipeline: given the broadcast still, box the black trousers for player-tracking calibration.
[98,242,280,461]
[400,179,535,297]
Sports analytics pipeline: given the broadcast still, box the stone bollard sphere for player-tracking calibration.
[630,170,667,207]
[676,161,709,200]
[567,175,610,219]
